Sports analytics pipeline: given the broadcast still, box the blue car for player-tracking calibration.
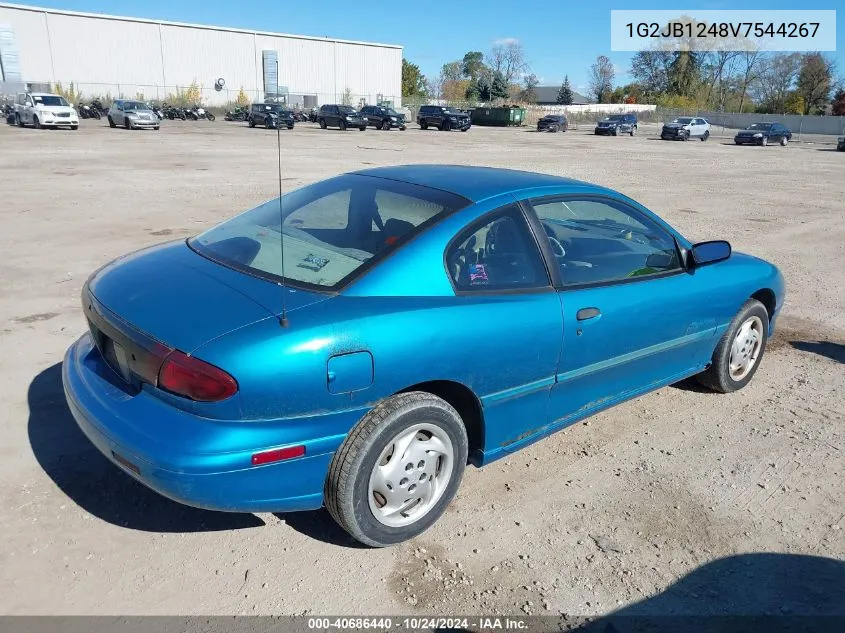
[63,165,785,546]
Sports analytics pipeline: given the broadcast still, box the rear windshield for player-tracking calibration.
[32,95,68,107]
[189,174,469,290]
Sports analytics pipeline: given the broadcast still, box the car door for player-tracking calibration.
[526,195,719,426]
[443,204,563,454]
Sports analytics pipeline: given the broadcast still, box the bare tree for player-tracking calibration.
[488,41,528,85]
[752,53,802,112]
[736,48,763,113]
[704,48,740,109]
[589,55,615,102]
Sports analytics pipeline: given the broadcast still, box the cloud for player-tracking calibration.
[493,37,520,46]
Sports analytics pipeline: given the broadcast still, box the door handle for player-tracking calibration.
[576,307,601,321]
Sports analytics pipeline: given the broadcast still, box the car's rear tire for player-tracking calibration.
[630,126,636,136]
[108,116,116,128]
[701,130,710,141]
[780,136,788,146]
[696,299,769,394]
[420,121,428,130]
[381,120,391,131]
[319,118,327,129]
[325,392,468,548]
[440,119,451,132]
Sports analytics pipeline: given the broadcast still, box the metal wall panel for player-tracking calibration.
[0,6,52,82]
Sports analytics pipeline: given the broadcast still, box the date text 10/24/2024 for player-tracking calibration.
[610,10,837,52]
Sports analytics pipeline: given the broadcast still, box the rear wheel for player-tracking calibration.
[760,136,768,146]
[325,392,468,547]
[339,119,347,131]
[319,118,327,129]
[780,136,788,146]
[440,119,451,131]
[420,121,428,130]
[381,120,391,131]
[248,118,255,128]
[206,112,216,121]
[701,130,710,141]
[92,110,101,120]
[551,124,559,133]
[108,116,116,128]
[359,126,366,131]
[696,299,769,394]
[630,126,636,136]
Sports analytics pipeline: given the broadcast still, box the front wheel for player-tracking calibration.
[319,118,327,129]
[92,110,101,120]
[108,116,116,128]
[33,115,41,129]
[325,392,468,547]
[339,119,347,131]
[780,136,788,146]
[381,120,391,131]
[629,126,636,136]
[124,117,131,130]
[760,136,768,147]
[206,112,216,121]
[696,299,769,394]
[359,126,366,131]
[71,125,78,130]
[440,119,452,131]
[15,113,23,127]
[701,130,710,141]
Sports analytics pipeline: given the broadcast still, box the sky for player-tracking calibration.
[19,0,844,95]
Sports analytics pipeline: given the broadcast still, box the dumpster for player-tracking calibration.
[470,106,526,127]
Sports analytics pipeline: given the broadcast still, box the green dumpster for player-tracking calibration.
[470,106,526,127]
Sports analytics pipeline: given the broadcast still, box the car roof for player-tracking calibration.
[351,165,593,203]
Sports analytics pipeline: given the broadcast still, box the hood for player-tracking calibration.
[737,129,762,136]
[88,240,327,352]
[663,122,688,129]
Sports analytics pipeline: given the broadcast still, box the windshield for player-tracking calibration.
[672,117,693,124]
[338,105,357,114]
[190,174,469,290]
[33,95,69,107]
[385,108,399,115]
[122,101,147,111]
[748,123,773,130]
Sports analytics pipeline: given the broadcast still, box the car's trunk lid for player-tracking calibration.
[88,240,327,354]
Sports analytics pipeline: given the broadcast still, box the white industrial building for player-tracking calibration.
[0,2,403,107]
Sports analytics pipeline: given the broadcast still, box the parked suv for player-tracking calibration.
[537,114,568,132]
[14,92,78,129]
[661,117,711,141]
[248,103,295,129]
[360,105,406,130]
[417,105,471,131]
[318,104,367,131]
[594,113,637,136]
[108,100,159,130]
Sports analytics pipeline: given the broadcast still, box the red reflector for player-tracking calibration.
[251,445,305,465]
[157,350,238,402]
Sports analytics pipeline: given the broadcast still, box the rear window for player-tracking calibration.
[190,174,469,290]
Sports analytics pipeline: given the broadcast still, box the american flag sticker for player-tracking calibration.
[470,263,488,284]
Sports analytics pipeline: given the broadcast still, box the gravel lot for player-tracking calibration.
[1,118,843,618]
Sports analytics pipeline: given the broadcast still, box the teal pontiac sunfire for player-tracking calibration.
[63,165,785,546]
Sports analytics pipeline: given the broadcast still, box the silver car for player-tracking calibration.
[107,100,160,130]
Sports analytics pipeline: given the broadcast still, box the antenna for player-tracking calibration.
[275,59,289,328]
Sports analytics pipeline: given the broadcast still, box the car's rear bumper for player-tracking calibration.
[62,333,359,513]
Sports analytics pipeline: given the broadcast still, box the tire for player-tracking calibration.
[696,299,769,394]
[682,132,689,141]
[124,117,131,130]
[420,121,428,130]
[630,126,636,136]
[319,118,327,129]
[440,119,451,132]
[612,127,618,136]
[701,130,710,141]
[71,125,78,130]
[761,136,768,146]
[325,392,468,547]
[33,115,41,129]
[780,136,788,146]
[359,126,366,131]
[248,118,255,128]
[551,124,559,133]
[108,116,116,128]
[92,110,101,120]
[206,112,216,121]
[153,126,159,131]
[15,113,23,127]
[339,119,347,131]
[381,120,391,131]
[287,125,294,130]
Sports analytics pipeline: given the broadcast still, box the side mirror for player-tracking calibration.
[690,240,731,267]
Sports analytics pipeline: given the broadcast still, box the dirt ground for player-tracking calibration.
[0,119,843,618]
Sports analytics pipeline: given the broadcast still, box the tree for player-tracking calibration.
[796,52,834,114]
[439,61,468,103]
[490,71,510,101]
[557,76,574,105]
[461,51,486,81]
[488,41,528,85]
[340,87,353,106]
[752,53,802,113]
[736,49,763,114]
[589,55,615,103]
[402,59,427,98]
[236,87,250,107]
[832,88,845,116]
[784,91,805,114]
[630,49,672,98]
[520,73,539,103]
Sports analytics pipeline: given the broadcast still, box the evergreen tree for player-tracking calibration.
[557,76,574,105]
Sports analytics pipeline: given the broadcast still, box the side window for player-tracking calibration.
[530,198,681,288]
[447,206,548,292]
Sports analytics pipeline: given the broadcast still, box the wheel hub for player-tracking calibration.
[728,316,764,380]
[368,423,453,528]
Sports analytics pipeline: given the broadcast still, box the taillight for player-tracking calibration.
[157,350,238,402]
